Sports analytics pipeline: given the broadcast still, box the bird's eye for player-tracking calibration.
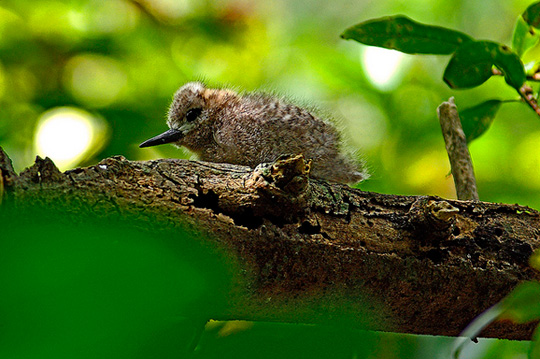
[185,108,202,122]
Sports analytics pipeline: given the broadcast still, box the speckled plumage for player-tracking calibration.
[140,82,367,184]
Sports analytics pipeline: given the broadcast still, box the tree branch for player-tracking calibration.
[437,97,479,200]
[1,147,539,340]
[518,84,540,117]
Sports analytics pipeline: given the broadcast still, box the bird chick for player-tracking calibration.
[140,82,367,184]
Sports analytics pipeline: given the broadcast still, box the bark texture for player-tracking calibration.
[1,147,539,340]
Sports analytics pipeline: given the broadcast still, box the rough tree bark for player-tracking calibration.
[1,147,539,340]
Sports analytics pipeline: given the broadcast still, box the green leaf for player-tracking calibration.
[523,2,540,29]
[444,40,526,90]
[341,15,473,54]
[512,16,540,57]
[443,42,494,88]
[491,44,527,89]
[499,281,540,323]
[460,100,502,143]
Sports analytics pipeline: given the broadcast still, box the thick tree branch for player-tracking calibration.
[1,147,539,340]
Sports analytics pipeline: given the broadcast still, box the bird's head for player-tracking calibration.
[139,82,220,150]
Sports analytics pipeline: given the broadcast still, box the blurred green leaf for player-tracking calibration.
[523,2,540,29]
[197,321,421,359]
[499,281,540,323]
[460,99,502,143]
[452,303,505,359]
[512,16,540,57]
[444,40,525,90]
[452,281,540,358]
[341,15,473,55]
[0,206,233,358]
[531,326,540,359]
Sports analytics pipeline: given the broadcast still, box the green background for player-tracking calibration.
[0,0,538,358]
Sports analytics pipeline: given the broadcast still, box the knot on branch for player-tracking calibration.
[408,197,460,238]
[19,156,64,186]
[243,154,312,223]
[248,154,311,195]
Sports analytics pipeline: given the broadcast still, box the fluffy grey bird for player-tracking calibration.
[140,82,367,184]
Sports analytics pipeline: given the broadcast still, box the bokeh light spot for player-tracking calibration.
[64,54,128,107]
[69,0,139,34]
[141,0,196,22]
[362,46,407,91]
[0,6,24,46]
[34,107,107,170]
[28,1,80,44]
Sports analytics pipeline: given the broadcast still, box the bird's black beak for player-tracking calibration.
[139,129,183,148]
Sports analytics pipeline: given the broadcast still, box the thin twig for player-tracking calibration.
[437,97,479,200]
[492,68,540,83]
[491,69,540,111]
[518,84,540,117]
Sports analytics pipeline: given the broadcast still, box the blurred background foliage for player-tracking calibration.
[1,0,540,207]
[1,1,539,357]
